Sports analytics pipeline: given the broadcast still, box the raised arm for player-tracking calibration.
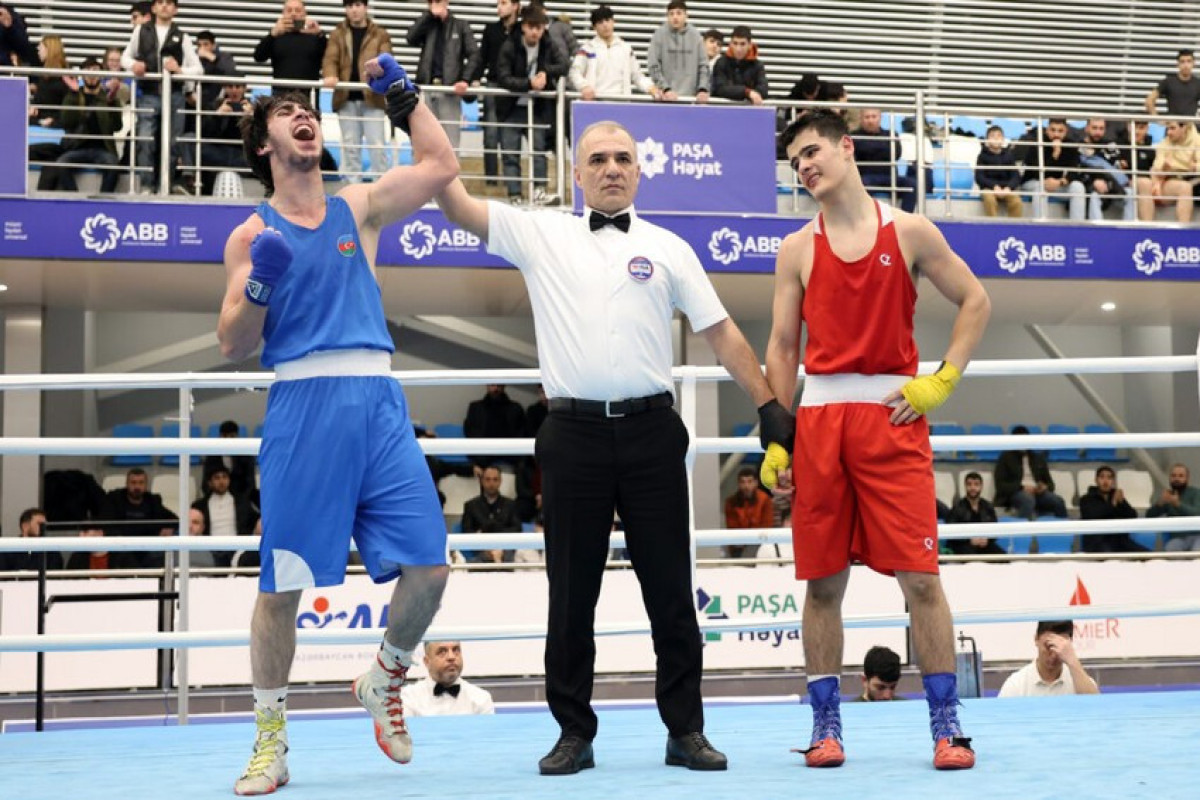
[436,177,491,241]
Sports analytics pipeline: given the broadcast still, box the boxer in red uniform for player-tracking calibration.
[763,110,990,771]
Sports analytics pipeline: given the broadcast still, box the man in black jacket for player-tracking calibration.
[105,467,179,569]
[199,77,252,195]
[0,2,39,68]
[461,465,521,564]
[464,384,526,469]
[1015,118,1085,220]
[0,508,63,574]
[710,25,767,105]
[192,465,260,568]
[495,4,566,203]
[851,108,916,212]
[945,471,1004,555]
[975,125,1023,217]
[406,0,482,150]
[478,0,520,186]
[1078,465,1146,553]
[993,426,1068,519]
[253,0,327,94]
[38,58,124,193]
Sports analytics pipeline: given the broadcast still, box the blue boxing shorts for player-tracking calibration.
[257,351,448,592]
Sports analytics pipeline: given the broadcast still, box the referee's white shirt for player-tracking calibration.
[400,677,496,717]
[486,201,728,401]
[996,660,1078,698]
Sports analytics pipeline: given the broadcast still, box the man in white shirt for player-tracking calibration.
[569,5,660,100]
[435,120,794,775]
[401,641,495,716]
[997,620,1100,698]
[192,464,259,568]
[120,0,202,192]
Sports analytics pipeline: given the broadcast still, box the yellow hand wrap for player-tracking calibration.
[759,442,791,490]
[899,361,962,416]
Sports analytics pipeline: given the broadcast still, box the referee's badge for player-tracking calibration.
[627,256,654,283]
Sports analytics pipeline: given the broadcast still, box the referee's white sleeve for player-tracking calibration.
[668,235,728,332]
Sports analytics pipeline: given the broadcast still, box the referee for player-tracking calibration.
[437,120,793,775]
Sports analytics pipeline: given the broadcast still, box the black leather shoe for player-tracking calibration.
[666,732,728,771]
[538,735,595,775]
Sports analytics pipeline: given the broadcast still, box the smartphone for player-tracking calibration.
[293,17,305,32]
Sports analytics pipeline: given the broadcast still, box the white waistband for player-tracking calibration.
[800,373,911,407]
[273,349,393,381]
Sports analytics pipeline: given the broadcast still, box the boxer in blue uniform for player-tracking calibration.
[218,56,459,795]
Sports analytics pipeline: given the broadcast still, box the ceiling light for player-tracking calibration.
[1100,302,1116,312]
[0,284,8,292]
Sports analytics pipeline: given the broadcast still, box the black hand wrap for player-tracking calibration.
[757,399,796,454]
[385,84,420,134]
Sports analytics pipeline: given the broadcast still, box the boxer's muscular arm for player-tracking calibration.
[218,218,268,362]
[765,227,812,406]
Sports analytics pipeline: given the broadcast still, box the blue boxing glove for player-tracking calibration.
[245,228,292,307]
[367,53,417,96]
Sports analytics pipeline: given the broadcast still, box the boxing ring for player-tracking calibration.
[1,355,1199,798]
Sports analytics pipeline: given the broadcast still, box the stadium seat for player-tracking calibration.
[1130,532,1160,551]
[732,422,762,466]
[1034,517,1074,554]
[1049,469,1077,505]
[1116,469,1154,511]
[159,423,202,466]
[1046,423,1083,461]
[433,423,471,465]
[995,518,1033,554]
[929,422,967,462]
[1083,424,1121,462]
[439,475,480,516]
[934,470,957,507]
[967,423,1004,461]
[928,160,975,199]
[111,423,154,466]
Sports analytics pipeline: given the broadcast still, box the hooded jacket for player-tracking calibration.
[711,42,768,101]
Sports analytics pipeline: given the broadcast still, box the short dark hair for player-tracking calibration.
[219,420,241,436]
[344,0,367,6]
[730,25,752,40]
[208,464,231,479]
[1047,117,1068,127]
[241,92,321,195]
[817,81,845,101]
[789,73,821,100]
[131,1,152,14]
[986,124,1003,136]
[1011,424,1030,435]
[1178,49,1194,59]
[779,109,849,153]
[196,29,215,44]
[19,508,45,528]
[863,645,901,683]
[520,5,548,26]
[1036,620,1073,638]
[736,465,758,480]
[667,0,687,10]
[590,5,614,25]
[964,471,983,483]
[82,56,101,69]
[127,467,148,479]
[702,28,723,44]
[1095,465,1115,479]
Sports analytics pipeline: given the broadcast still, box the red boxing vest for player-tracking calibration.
[801,201,919,376]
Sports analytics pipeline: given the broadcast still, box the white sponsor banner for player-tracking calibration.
[0,580,160,692]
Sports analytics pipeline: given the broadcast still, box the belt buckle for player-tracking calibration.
[605,399,625,418]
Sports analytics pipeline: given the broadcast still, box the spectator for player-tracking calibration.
[528,1,577,79]
[852,108,916,212]
[975,124,1023,217]
[104,467,179,569]
[28,35,72,127]
[997,620,1099,697]
[35,57,124,193]
[1120,118,1156,180]
[185,507,216,569]
[477,0,520,188]
[1147,463,1200,551]
[193,29,238,113]
[192,464,259,568]
[945,471,1005,556]
[102,45,133,105]
[322,0,392,182]
[461,465,521,564]
[646,0,710,103]
[1078,465,1147,554]
[128,1,152,29]
[570,5,660,101]
[253,0,327,94]
[1078,118,1135,221]
[496,4,567,205]
[198,75,253,195]
[775,74,822,157]
[1144,49,1200,118]
[857,645,902,701]
[406,0,482,151]
[120,0,202,194]
[463,384,525,469]
[723,465,772,559]
[1016,118,1085,220]
[400,641,495,716]
[993,425,1068,519]
[526,384,549,437]
[202,420,257,499]
[0,2,39,67]
[0,508,62,573]
[1137,119,1200,223]
[710,25,767,106]
[701,28,722,75]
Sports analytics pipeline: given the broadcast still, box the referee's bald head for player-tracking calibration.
[574,121,641,213]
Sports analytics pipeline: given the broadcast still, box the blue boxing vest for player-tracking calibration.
[255,196,394,368]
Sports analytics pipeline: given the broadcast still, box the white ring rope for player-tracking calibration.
[2,601,1196,654]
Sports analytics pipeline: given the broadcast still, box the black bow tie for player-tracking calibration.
[589,211,631,233]
[434,682,461,698]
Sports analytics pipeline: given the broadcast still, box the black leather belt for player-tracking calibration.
[548,392,674,418]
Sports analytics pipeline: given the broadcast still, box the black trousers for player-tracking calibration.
[536,406,703,740]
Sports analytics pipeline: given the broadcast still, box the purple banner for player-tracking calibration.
[0,78,28,196]
[1,198,1198,282]
[570,101,777,214]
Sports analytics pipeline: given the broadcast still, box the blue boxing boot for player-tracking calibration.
[925,672,975,770]
[792,676,845,767]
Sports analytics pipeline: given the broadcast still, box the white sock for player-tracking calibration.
[376,640,415,671]
[807,674,839,686]
[253,686,288,712]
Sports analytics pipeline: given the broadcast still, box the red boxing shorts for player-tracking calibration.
[791,374,939,580]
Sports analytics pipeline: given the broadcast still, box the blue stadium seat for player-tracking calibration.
[1129,532,1159,551]
[111,423,155,466]
[253,424,265,439]
[1012,424,1042,435]
[1147,122,1165,144]
[28,126,65,147]
[929,422,968,462]
[995,517,1033,555]
[433,423,470,464]
[1082,424,1123,462]
[928,161,975,199]
[732,422,762,466]
[160,423,202,466]
[968,423,1004,462]
[1034,517,1075,554]
[1046,423,1082,461]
